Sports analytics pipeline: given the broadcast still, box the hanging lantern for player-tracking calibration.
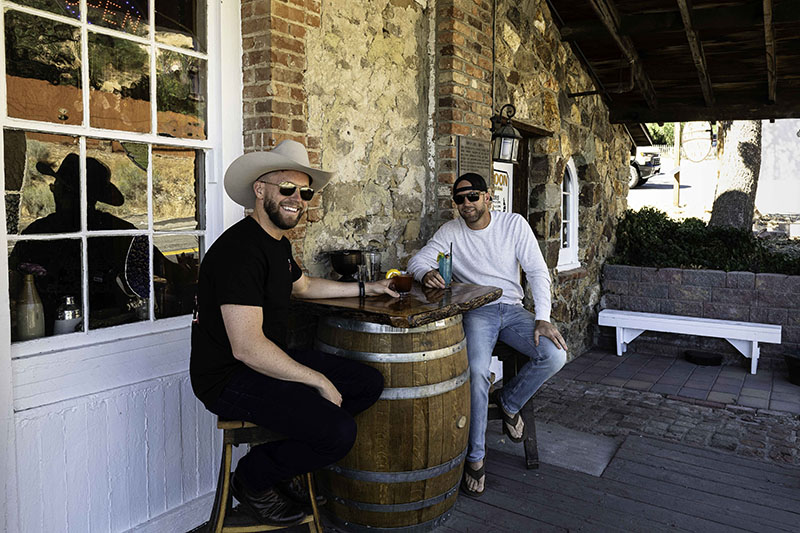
[490,104,522,163]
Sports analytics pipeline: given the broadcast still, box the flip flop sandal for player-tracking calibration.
[491,389,525,444]
[460,463,485,498]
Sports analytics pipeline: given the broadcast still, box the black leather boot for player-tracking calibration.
[231,474,307,526]
[276,475,327,507]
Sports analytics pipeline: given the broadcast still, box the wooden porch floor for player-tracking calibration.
[196,431,800,533]
[438,435,800,533]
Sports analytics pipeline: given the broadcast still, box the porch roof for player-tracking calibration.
[546,0,800,127]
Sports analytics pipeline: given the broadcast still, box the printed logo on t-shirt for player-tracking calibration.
[288,258,292,273]
[192,293,199,325]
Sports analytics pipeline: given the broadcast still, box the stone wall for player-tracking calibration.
[600,264,800,367]
[304,0,431,276]
[495,0,630,357]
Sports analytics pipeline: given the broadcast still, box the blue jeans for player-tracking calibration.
[463,303,566,463]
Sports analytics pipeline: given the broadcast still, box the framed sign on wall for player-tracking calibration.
[491,161,513,213]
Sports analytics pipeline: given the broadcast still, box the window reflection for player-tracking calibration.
[87,140,149,229]
[5,130,80,235]
[8,238,82,339]
[88,235,150,328]
[5,10,82,125]
[153,146,204,230]
[156,0,207,52]
[156,50,207,139]
[87,0,149,37]
[154,234,199,319]
[89,33,150,132]
[13,0,81,19]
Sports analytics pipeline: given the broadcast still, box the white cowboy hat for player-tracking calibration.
[224,140,333,208]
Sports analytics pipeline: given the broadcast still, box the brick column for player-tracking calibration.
[240,0,322,262]
[435,0,494,223]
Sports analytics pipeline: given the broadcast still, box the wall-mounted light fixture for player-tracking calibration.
[490,104,522,163]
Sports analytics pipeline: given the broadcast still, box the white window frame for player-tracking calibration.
[1,0,232,357]
[557,158,580,272]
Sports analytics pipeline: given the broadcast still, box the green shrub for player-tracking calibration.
[610,207,800,275]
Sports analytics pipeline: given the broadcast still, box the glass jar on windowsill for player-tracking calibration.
[54,295,82,335]
[16,273,45,341]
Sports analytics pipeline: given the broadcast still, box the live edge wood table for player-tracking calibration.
[295,282,501,533]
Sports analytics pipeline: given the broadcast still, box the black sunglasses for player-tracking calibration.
[453,192,482,205]
[261,180,315,201]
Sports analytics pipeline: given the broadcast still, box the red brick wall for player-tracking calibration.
[240,0,322,263]
[435,0,494,221]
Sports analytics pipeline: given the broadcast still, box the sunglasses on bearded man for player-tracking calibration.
[453,192,482,205]
[260,180,315,201]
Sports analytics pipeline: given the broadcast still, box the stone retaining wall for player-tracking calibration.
[600,264,800,367]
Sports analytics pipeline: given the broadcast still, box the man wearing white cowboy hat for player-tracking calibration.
[190,140,397,527]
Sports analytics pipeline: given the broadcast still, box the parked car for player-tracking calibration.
[629,147,661,188]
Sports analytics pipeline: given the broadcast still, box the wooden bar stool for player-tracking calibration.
[488,341,540,469]
[208,420,323,533]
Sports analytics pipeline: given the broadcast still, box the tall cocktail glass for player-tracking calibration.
[438,254,452,288]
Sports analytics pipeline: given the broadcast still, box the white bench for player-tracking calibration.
[598,309,782,374]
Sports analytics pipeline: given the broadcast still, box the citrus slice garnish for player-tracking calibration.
[386,268,402,279]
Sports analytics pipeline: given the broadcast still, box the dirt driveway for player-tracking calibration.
[627,156,719,222]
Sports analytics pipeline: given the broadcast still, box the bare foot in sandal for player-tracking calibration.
[492,389,525,442]
[502,406,524,440]
[461,459,485,497]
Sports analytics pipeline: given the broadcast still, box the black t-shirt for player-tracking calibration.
[190,216,302,407]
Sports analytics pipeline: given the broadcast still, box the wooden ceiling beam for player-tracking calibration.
[588,0,658,109]
[676,0,715,107]
[559,1,800,41]
[611,101,800,123]
[764,0,777,103]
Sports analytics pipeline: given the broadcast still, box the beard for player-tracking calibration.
[263,195,304,229]
[459,203,485,224]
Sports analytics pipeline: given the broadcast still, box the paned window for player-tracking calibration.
[4,0,209,343]
[557,159,580,271]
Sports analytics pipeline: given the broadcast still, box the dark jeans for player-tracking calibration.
[207,348,384,492]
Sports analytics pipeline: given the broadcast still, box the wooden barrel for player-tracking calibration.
[315,315,470,532]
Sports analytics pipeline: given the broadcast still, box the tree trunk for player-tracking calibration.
[709,120,761,229]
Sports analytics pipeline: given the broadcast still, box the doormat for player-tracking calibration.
[486,420,619,477]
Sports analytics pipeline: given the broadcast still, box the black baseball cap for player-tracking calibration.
[453,172,488,197]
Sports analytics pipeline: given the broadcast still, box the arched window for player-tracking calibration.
[557,159,580,271]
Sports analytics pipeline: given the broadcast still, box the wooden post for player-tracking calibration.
[673,122,682,206]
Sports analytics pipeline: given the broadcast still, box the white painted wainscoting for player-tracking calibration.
[15,372,220,533]
[10,323,233,533]
[15,372,220,532]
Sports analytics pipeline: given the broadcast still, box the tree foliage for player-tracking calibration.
[646,123,675,145]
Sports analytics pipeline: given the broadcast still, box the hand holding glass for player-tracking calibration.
[438,254,452,288]
[391,272,414,295]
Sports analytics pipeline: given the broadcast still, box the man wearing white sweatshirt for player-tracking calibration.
[407,172,567,498]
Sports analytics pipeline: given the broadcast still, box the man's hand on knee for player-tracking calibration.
[315,376,343,406]
[534,320,567,351]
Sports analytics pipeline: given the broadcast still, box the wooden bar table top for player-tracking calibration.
[295,281,502,328]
